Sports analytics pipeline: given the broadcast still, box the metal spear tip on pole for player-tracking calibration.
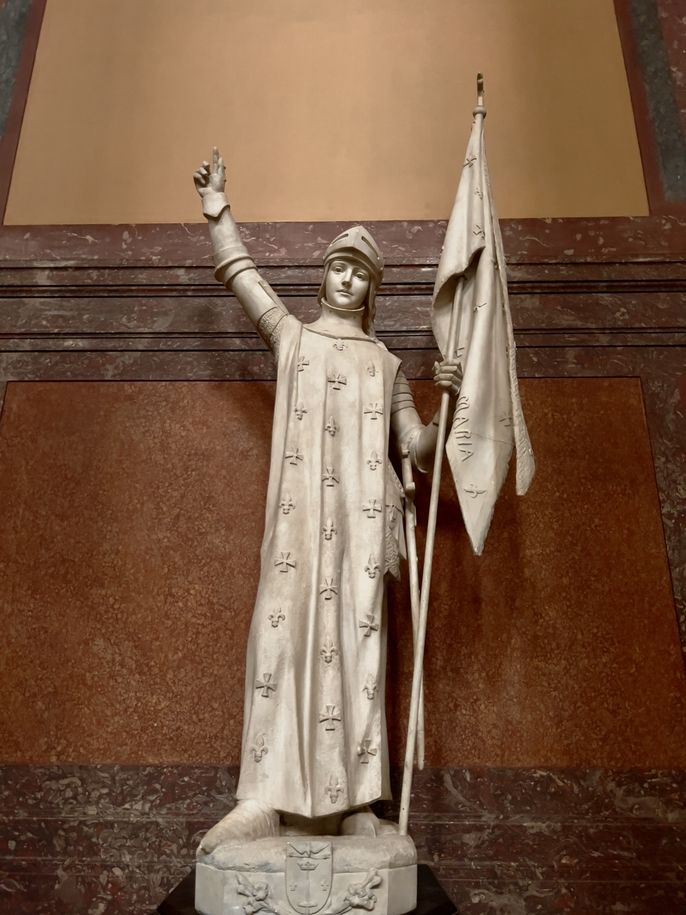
[474,72,486,117]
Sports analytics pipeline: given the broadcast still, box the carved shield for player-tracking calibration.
[285,841,333,915]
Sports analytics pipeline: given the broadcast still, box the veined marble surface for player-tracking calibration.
[1,764,685,914]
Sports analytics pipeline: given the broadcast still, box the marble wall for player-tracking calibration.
[0,2,685,913]
[1,375,684,768]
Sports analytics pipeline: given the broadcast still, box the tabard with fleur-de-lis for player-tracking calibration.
[237,315,406,820]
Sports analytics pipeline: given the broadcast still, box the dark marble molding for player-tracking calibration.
[0,0,46,222]
[1,765,685,914]
[616,0,686,212]
[3,216,686,265]
[0,219,685,368]
[0,0,32,136]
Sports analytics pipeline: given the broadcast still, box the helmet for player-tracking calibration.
[318,225,384,334]
[322,225,384,282]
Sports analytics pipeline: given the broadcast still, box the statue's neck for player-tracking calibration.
[310,299,367,337]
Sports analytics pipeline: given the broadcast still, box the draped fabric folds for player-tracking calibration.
[432,112,535,555]
[236,316,404,818]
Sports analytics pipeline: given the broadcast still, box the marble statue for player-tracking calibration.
[191,149,461,915]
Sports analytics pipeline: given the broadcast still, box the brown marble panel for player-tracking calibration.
[0,378,683,768]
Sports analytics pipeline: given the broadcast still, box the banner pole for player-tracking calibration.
[398,276,463,835]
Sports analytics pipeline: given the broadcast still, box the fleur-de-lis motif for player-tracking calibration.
[358,613,379,637]
[362,676,377,700]
[322,467,339,487]
[362,499,382,519]
[333,338,347,351]
[464,483,487,499]
[320,639,338,664]
[255,673,277,697]
[357,739,378,764]
[319,704,341,731]
[320,578,338,600]
[294,402,308,420]
[275,551,296,572]
[364,402,383,420]
[326,775,343,804]
[251,734,268,762]
[364,555,380,579]
[366,362,377,377]
[322,518,337,541]
[280,494,295,515]
[327,371,347,391]
[464,154,477,168]
[297,356,310,373]
[367,451,382,471]
[325,416,338,437]
[285,448,304,466]
[268,608,285,628]
[473,224,485,240]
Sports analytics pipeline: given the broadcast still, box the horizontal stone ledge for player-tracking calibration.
[2,216,686,266]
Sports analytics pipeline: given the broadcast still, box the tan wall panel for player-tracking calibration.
[0,378,683,766]
[5,0,648,224]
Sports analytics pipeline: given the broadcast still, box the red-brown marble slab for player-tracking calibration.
[0,377,683,768]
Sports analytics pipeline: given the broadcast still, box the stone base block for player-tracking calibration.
[195,835,417,915]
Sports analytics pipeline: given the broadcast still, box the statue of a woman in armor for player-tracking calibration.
[193,149,461,853]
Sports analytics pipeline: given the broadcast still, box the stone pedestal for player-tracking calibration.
[158,864,455,915]
[194,834,417,915]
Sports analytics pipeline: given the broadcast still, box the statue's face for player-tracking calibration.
[325,258,370,311]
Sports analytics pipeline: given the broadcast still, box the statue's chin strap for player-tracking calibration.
[320,297,365,314]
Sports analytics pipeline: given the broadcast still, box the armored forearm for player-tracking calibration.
[202,192,256,287]
[203,194,288,353]
[391,371,451,473]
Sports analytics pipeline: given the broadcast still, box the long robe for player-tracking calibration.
[236,315,404,818]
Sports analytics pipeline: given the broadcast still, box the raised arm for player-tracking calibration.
[391,361,462,472]
[193,148,289,352]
